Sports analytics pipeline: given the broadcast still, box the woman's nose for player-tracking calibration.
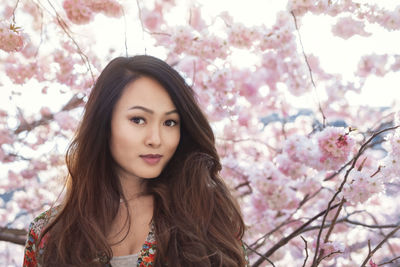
[145,124,161,147]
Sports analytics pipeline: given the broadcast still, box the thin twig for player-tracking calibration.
[11,0,20,24]
[324,198,345,243]
[319,250,342,262]
[244,243,275,267]
[249,188,322,252]
[33,1,44,57]
[122,5,128,56]
[301,236,308,267]
[344,219,399,229]
[378,255,400,266]
[251,203,341,266]
[360,224,400,266]
[290,11,326,127]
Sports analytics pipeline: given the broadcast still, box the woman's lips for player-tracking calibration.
[140,155,162,165]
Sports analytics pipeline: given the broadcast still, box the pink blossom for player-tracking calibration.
[12,188,51,211]
[282,55,312,96]
[19,3,41,32]
[315,127,355,170]
[251,165,300,211]
[282,134,319,165]
[88,0,122,17]
[237,111,251,127]
[208,69,230,90]
[357,54,388,77]
[141,7,163,31]
[275,154,308,179]
[254,184,299,211]
[50,154,64,166]
[31,160,48,171]
[384,131,400,157]
[380,155,400,182]
[369,259,378,267]
[4,57,37,84]
[0,21,25,52]
[260,52,281,90]
[0,129,13,145]
[40,107,52,117]
[342,170,384,204]
[285,72,311,96]
[259,25,293,51]
[295,176,321,195]
[1,171,22,192]
[63,0,94,24]
[20,41,36,58]
[391,55,400,72]
[332,16,371,39]
[189,35,228,60]
[218,11,233,25]
[171,26,195,54]
[0,147,5,162]
[312,240,344,260]
[54,111,78,131]
[0,109,7,118]
[12,190,33,210]
[53,50,77,86]
[376,7,400,31]
[286,0,313,16]
[189,5,206,31]
[380,129,400,181]
[228,23,260,49]
[2,5,14,20]
[20,169,36,179]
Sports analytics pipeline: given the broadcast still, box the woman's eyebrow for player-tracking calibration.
[128,105,178,115]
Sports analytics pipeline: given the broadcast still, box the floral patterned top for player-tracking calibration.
[23,208,249,266]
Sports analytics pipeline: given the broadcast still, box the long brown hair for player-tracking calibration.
[39,55,246,266]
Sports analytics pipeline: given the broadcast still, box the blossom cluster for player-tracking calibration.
[379,112,400,182]
[281,127,355,173]
[63,0,122,24]
[331,16,371,39]
[342,170,384,204]
[312,239,344,260]
[288,0,400,35]
[4,55,37,84]
[0,21,25,52]
[54,111,79,131]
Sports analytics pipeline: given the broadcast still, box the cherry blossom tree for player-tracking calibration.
[1,0,400,266]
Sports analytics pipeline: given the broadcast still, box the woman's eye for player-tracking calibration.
[165,120,178,127]
[131,117,145,125]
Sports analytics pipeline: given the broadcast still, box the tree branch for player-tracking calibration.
[0,227,27,246]
[251,202,341,266]
[311,126,399,267]
[360,223,400,266]
[301,236,309,267]
[14,93,84,134]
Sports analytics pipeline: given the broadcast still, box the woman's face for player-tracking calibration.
[110,76,181,180]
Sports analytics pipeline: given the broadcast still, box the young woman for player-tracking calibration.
[23,55,248,266]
